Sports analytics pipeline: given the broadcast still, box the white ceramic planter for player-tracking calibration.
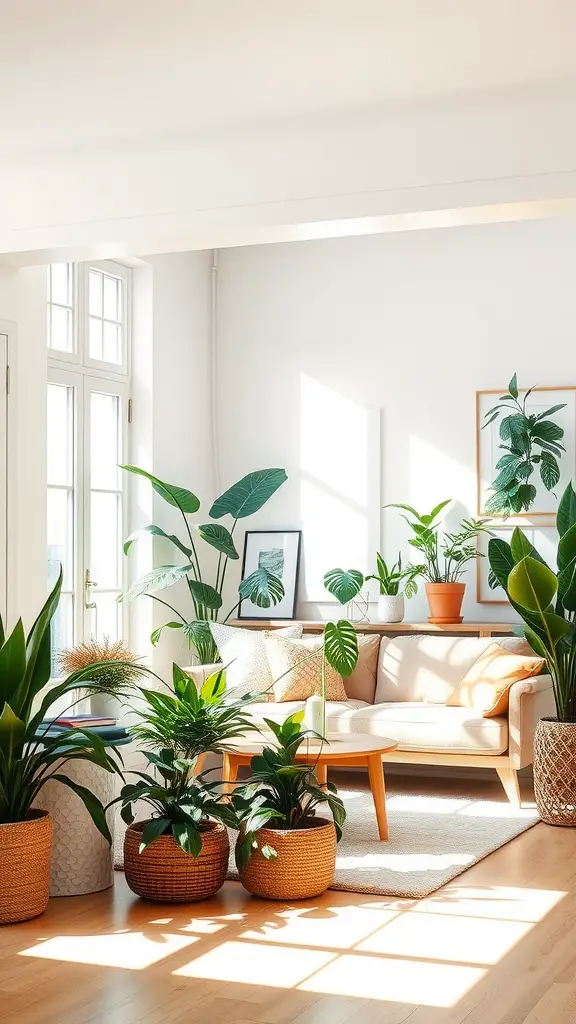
[377,594,405,623]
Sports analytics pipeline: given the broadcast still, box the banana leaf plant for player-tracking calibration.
[121,466,288,664]
[0,570,144,839]
[488,482,576,721]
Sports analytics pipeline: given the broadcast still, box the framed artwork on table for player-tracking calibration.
[477,521,558,604]
[476,386,576,517]
[238,530,302,620]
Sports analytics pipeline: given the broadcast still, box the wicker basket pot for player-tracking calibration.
[124,819,229,902]
[0,810,53,924]
[238,817,336,900]
[534,718,576,826]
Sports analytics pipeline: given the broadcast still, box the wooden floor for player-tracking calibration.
[2,771,576,1024]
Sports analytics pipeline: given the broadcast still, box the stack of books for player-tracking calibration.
[54,713,117,729]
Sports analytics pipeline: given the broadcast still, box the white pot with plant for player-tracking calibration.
[385,501,491,624]
[365,552,421,623]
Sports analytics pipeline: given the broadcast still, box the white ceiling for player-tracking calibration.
[1,1,576,259]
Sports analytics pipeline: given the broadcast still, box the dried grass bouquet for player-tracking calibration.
[58,637,144,696]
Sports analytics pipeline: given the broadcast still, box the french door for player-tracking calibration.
[0,332,7,620]
[47,369,129,656]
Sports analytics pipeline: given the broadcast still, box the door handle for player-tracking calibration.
[84,569,98,610]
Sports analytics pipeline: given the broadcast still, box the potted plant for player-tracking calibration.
[113,664,257,901]
[0,570,130,924]
[365,552,422,623]
[58,637,144,717]
[121,466,288,664]
[488,482,576,825]
[385,501,491,623]
[232,712,346,900]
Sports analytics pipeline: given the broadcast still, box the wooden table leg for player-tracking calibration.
[367,754,389,840]
[315,762,328,787]
[222,753,241,794]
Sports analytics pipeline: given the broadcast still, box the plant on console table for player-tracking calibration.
[385,501,491,624]
[232,712,346,900]
[488,482,576,826]
[365,552,422,623]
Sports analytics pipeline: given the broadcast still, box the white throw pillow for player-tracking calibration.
[209,621,304,698]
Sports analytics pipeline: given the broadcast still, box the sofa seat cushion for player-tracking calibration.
[329,702,508,755]
[246,699,368,726]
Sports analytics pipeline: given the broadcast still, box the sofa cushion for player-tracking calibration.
[447,642,544,716]
[265,633,348,702]
[342,633,380,703]
[375,634,530,704]
[209,622,304,698]
[246,699,368,726]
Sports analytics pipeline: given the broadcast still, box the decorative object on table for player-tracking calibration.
[231,713,346,900]
[121,465,288,664]
[238,530,301,620]
[304,695,325,734]
[207,621,303,698]
[58,637,143,717]
[0,570,132,924]
[477,522,557,604]
[477,375,575,516]
[385,500,491,623]
[113,664,255,901]
[488,481,576,824]
[345,589,371,623]
[365,552,422,623]
[228,787,539,898]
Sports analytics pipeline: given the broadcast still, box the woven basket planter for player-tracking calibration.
[124,819,229,902]
[0,810,53,925]
[238,817,336,900]
[534,718,576,826]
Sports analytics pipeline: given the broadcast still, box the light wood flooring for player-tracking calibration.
[2,771,576,1024]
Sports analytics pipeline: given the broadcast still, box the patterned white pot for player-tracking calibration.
[377,594,405,623]
[34,759,115,896]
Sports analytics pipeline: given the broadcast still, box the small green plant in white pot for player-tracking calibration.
[365,553,422,623]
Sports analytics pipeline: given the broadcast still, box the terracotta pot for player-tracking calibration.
[377,594,405,623]
[533,718,576,826]
[0,809,53,924]
[238,817,336,900]
[124,819,229,902]
[425,582,465,624]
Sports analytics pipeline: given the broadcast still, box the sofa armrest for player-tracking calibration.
[508,673,556,769]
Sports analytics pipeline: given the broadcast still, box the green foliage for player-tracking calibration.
[232,713,346,870]
[0,570,138,836]
[121,466,288,663]
[385,502,491,584]
[365,552,423,598]
[487,482,576,721]
[481,375,566,514]
[324,620,359,677]
[323,568,364,605]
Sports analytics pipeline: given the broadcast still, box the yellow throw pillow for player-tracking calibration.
[447,642,545,717]
[265,633,348,703]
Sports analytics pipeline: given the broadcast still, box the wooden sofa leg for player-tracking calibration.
[496,766,521,807]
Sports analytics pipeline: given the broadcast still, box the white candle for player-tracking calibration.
[305,695,325,737]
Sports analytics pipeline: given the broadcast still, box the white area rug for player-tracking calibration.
[115,788,540,900]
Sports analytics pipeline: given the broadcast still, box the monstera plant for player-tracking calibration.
[488,482,576,825]
[122,466,288,663]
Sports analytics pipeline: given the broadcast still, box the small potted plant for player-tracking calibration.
[0,570,131,924]
[488,482,576,825]
[365,552,422,623]
[114,664,257,901]
[385,501,491,623]
[58,637,144,717]
[232,712,346,901]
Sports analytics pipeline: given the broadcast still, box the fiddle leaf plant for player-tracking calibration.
[121,466,288,664]
[482,373,566,514]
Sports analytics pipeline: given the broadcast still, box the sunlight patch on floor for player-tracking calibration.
[412,886,566,922]
[173,939,336,987]
[18,931,198,970]
[239,905,400,949]
[356,910,532,964]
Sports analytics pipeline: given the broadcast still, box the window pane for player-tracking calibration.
[49,304,73,352]
[103,321,121,363]
[89,270,102,316]
[50,592,74,673]
[103,274,119,320]
[91,491,121,588]
[47,487,74,589]
[50,263,72,306]
[91,391,121,489]
[47,383,74,486]
[91,591,121,643]
[89,317,103,360]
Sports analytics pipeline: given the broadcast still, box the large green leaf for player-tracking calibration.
[558,483,576,538]
[488,537,515,591]
[187,580,223,611]
[523,626,551,661]
[508,556,558,614]
[48,774,114,844]
[558,558,576,613]
[323,569,364,605]
[209,469,287,520]
[195,523,239,559]
[20,568,63,708]
[558,522,576,574]
[123,524,192,559]
[510,528,546,567]
[0,620,26,708]
[150,621,183,646]
[139,817,171,853]
[508,373,518,398]
[121,465,200,514]
[0,703,25,754]
[541,611,571,645]
[122,564,192,602]
[238,569,284,609]
[539,452,560,491]
[173,822,202,857]
[324,620,359,676]
[532,420,564,443]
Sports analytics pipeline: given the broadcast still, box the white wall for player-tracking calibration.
[216,217,576,622]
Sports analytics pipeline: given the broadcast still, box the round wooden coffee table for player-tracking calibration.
[222,733,398,840]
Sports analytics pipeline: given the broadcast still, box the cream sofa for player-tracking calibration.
[190,633,555,805]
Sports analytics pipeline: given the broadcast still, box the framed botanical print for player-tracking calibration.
[476,385,576,517]
[238,530,302,619]
[477,522,558,604]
